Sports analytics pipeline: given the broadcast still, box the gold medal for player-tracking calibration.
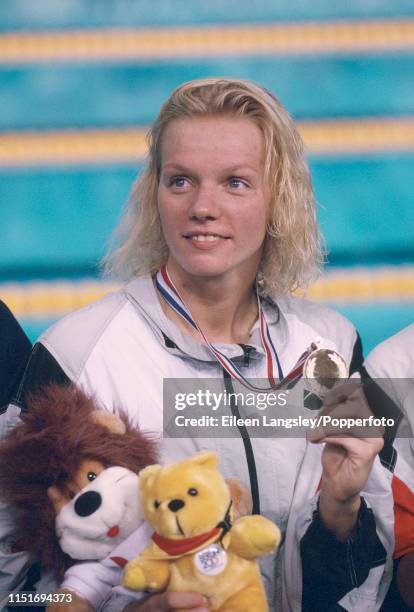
[303,348,348,398]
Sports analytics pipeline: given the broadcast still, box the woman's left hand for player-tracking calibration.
[307,382,384,540]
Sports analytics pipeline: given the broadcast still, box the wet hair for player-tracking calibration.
[104,77,323,296]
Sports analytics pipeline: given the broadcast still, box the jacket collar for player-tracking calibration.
[123,275,287,363]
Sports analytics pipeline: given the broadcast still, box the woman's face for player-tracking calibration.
[157,115,270,286]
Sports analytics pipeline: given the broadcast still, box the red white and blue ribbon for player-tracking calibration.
[156,265,316,392]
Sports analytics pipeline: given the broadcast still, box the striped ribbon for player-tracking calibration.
[156,265,316,392]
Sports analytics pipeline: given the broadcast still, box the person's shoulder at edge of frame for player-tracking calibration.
[365,323,414,379]
[0,300,32,406]
[0,299,31,349]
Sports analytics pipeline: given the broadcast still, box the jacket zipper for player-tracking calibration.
[238,343,254,367]
[222,369,261,515]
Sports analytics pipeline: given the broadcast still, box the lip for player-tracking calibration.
[185,237,225,250]
[182,232,231,250]
[183,230,230,239]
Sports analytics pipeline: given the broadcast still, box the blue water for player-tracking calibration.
[1,0,414,31]
[2,56,414,130]
[2,152,413,274]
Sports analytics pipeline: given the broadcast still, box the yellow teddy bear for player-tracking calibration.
[123,452,280,611]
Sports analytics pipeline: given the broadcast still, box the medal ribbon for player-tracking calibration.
[156,265,316,392]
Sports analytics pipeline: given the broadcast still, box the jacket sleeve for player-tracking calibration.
[300,498,388,611]
[282,449,393,612]
[282,324,394,612]
[299,331,392,610]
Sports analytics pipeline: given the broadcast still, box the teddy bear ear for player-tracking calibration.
[189,451,218,470]
[89,410,126,435]
[225,478,252,519]
[139,464,162,489]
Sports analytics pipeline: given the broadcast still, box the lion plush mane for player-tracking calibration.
[0,384,157,579]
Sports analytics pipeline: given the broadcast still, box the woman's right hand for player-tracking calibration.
[124,591,209,611]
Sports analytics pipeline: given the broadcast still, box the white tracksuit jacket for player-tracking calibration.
[0,275,394,611]
[364,324,414,563]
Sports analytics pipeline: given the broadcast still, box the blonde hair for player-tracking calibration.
[103,77,323,296]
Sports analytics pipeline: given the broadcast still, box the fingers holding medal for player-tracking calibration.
[304,348,383,442]
[304,348,383,517]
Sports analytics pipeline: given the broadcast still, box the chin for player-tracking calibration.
[170,255,228,278]
[169,249,260,283]
[180,263,233,279]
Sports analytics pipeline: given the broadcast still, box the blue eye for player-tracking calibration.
[169,176,188,188]
[228,177,245,188]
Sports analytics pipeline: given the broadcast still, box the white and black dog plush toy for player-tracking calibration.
[55,465,142,560]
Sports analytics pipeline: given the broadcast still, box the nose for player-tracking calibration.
[74,490,102,517]
[188,185,220,221]
[168,499,185,513]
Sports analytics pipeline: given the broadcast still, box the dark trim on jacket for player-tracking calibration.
[301,498,387,611]
[0,301,32,412]
[14,343,70,410]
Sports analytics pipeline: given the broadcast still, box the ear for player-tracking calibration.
[47,485,68,514]
[189,451,218,470]
[90,410,126,434]
[139,464,162,490]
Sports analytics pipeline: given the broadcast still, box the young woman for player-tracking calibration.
[0,79,393,611]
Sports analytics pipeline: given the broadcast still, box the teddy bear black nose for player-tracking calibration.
[74,490,102,517]
[168,499,185,512]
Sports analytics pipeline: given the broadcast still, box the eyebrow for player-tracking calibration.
[161,163,258,174]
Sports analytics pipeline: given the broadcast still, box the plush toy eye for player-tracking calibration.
[87,471,97,482]
[188,488,198,496]
[154,500,161,509]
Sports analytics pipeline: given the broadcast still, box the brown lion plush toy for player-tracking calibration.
[0,383,157,583]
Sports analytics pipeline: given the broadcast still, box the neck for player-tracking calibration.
[158,265,258,344]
